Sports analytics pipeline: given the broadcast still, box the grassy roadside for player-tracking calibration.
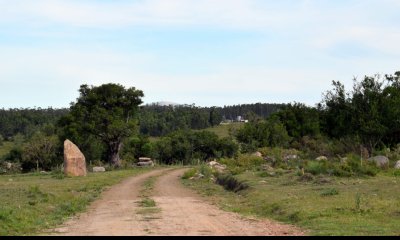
[182,168,400,236]
[0,168,152,236]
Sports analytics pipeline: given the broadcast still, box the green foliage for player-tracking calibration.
[0,108,68,139]
[305,161,327,175]
[182,168,197,179]
[20,132,60,171]
[59,84,144,167]
[236,117,291,151]
[273,102,321,140]
[221,155,265,175]
[303,155,379,177]
[209,107,222,127]
[199,164,213,178]
[139,103,283,137]
[320,72,400,153]
[121,135,153,163]
[153,130,238,165]
[3,147,23,163]
[0,134,3,146]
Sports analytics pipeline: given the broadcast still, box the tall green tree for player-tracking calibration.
[273,103,320,139]
[59,84,144,167]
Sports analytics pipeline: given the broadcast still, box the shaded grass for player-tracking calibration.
[183,170,400,236]
[0,141,14,159]
[0,168,151,236]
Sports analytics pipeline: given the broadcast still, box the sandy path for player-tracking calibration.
[51,168,304,236]
[149,169,304,236]
[51,169,168,236]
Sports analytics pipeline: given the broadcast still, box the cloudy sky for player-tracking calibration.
[0,0,399,108]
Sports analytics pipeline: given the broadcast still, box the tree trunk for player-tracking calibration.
[108,141,122,167]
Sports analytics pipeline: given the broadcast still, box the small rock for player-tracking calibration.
[395,161,400,170]
[253,152,263,158]
[316,156,328,161]
[208,161,219,167]
[93,167,106,172]
[6,162,12,170]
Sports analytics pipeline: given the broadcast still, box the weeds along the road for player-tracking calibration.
[182,164,400,236]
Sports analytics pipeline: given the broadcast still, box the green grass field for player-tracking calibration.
[0,168,151,236]
[183,169,400,236]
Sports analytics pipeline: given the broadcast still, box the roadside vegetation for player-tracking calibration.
[182,155,400,235]
[0,168,149,236]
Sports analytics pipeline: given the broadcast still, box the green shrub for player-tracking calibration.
[235,154,265,169]
[393,170,400,177]
[305,161,327,175]
[182,168,197,179]
[199,164,213,178]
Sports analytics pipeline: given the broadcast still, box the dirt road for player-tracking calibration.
[51,168,304,236]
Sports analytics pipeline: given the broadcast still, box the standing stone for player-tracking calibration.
[64,140,87,177]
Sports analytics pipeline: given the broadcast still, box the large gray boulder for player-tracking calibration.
[64,140,87,177]
[394,161,400,170]
[368,156,389,169]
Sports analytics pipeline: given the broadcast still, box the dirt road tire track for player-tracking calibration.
[51,168,304,236]
[150,168,304,236]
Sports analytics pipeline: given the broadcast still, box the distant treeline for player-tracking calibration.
[139,103,284,137]
[0,108,69,138]
[0,103,284,138]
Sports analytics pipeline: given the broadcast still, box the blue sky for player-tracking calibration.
[0,0,399,108]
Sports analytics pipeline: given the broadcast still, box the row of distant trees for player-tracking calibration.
[139,103,282,136]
